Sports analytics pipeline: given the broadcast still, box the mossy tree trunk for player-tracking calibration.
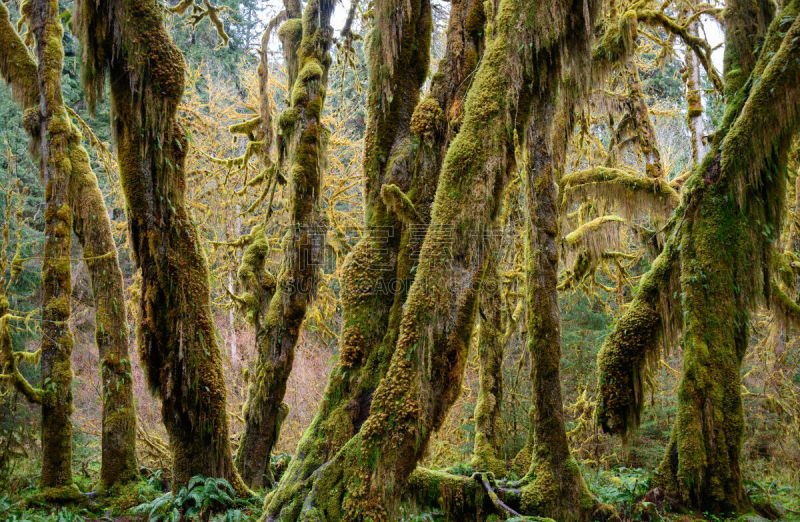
[264,0,488,517]
[684,20,707,164]
[74,0,245,494]
[470,258,506,476]
[29,0,77,494]
[68,142,138,489]
[518,93,606,519]
[1,1,138,489]
[598,0,800,513]
[264,0,598,519]
[235,0,334,489]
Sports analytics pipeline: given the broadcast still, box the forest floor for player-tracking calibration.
[1,460,798,521]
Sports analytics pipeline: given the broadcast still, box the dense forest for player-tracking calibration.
[0,0,799,520]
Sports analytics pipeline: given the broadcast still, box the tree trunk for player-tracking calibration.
[0,1,138,489]
[684,21,707,164]
[68,146,138,489]
[74,0,246,494]
[29,0,77,494]
[264,0,598,518]
[471,256,506,475]
[519,97,602,520]
[235,0,333,489]
[599,0,800,512]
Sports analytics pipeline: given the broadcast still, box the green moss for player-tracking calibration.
[409,97,443,137]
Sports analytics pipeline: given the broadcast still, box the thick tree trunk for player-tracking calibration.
[68,147,138,489]
[235,0,333,489]
[75,0,246,494]
[264,1,597,519]
[519,99,604,520]
[599,0,800,513]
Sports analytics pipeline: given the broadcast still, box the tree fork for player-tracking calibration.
[235,0,334,489]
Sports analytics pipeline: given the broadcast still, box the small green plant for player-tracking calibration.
[131,475,260,521]
[589,467,652,519]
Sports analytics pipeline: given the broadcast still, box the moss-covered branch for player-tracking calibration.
[561,167,679,220]
[596,239,679,435]
[0,309,44,404]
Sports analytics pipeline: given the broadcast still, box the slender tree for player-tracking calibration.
[235,0,333,488]
[0,1,138,489]
[30,0,78,496]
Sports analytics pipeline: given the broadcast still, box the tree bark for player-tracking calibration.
[264,0,598,519]
[599,0,800,512]
[471,254,506,475]
[29,0,77,494]
[74,0,246,494]
[264,0,486,517]
[235,0,334,489]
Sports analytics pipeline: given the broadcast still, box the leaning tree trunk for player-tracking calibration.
[0,0,138,489]
[74,0,246,494]
[599,0,800,513]
[235,0,333,489]
[264,0,598,519]
[264,0,488,517]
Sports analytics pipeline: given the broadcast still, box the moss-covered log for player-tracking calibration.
[74,0,245,494]
[235,0,333,489]
[264,0,598,518]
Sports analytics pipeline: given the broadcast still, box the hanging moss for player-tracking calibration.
[74,0,247,496]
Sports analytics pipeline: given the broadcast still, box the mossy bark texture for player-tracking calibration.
[69,141,138,489]
[470,258,506,476]
[235,0,333,489]
[264,0,597,519]
[265,0,491,518]
[1,1,137,489]
[74,0,245,494]
[599,0,800,513]
[29,0,76,492]
[264,0,434,514]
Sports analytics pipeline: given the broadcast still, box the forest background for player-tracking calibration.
[0,0,799,519]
